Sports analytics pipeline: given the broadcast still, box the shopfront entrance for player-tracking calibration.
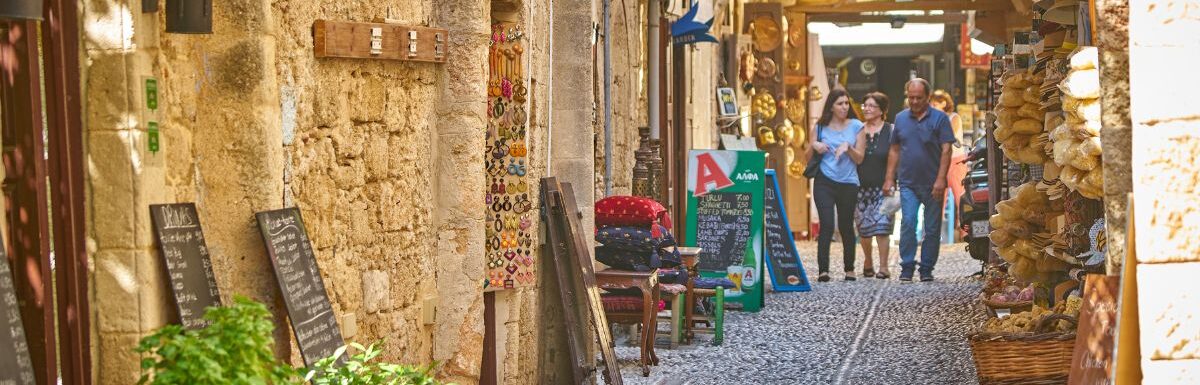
[0,1,90,383]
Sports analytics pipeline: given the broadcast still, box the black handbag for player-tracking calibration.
[803,124,825,179]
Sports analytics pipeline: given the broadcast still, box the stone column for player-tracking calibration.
[432,0,490,383]
[1095,0,1131,275]
[1128,1,1200,382]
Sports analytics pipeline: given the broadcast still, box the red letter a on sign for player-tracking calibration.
[694,153,734,196]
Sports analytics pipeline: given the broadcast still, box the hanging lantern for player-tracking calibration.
[0,0,43,20]
[165,0,212,34]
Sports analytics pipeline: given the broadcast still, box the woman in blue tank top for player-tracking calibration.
[810,88,868,282]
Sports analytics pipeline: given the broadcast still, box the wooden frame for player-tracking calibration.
[313,20,448,63]
[540,178,623,384]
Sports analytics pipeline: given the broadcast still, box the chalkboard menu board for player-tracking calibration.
[762,171,811,292]
[685,150,766,312]
[0,238,35,385]
[1068,275,1120,385]
[150,203,222,329]
[255,208,345,367]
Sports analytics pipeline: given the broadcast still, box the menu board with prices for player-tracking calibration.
[0,236,35,385]
[149,203,222,329]
[762,171,810,292]
[685,150,766,312]
[255,208,345,367]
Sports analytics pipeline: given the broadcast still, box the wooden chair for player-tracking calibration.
[679,248,725,346]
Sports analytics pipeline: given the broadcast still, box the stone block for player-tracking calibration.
[83,53,132,132]
[1130,45,1200,124]
[1129,0,1200,48]
[350,77,386,123]
[95,250,139,333]
[341,312,358,339]
[1137,262,1200,360]
[314,81,349,127]
[363,270,392,314]
[97,332,142,385]
[88,130,137,250]
[136,249,174,332]
[551,109,595,160]
[1135,192,1200,263]
[331,158,367,187]
[363,129,390,180]
[1141,358,1200,385]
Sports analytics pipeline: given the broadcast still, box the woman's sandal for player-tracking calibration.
[875,271,891,279]
[818,272,831,282]
[844,271,857,282]
[863,268,876,278]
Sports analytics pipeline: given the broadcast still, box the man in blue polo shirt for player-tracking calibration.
[883,78,956,282]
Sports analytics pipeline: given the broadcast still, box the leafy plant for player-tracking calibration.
[304,342,446,385]
[136,296,298,385]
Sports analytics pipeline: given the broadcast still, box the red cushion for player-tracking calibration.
[595,196,673,234]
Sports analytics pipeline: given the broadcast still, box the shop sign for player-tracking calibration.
[960,24,991,69]
[685,150,766,312]
[671,1,717,45]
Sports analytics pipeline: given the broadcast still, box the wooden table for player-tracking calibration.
[595,268,659,376]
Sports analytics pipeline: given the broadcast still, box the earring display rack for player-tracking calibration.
[484,21,533,291]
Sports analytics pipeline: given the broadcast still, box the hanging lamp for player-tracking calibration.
[0,0,43,20]
[165,0,212,34]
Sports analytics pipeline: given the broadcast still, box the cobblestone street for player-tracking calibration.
[617,242,988,385]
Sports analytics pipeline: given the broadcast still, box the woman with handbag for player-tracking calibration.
[806,88,867,282]
[854,92,896,279]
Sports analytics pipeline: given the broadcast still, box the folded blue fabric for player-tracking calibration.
[594,246,658,271]
[595,225,676,253]
[694,277,735,289]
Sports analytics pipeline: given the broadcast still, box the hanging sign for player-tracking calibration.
[762,170,811,292]
[685,150,766,312]
[149,203,222,329]
[671,1,717,45]
[0,234,35,385]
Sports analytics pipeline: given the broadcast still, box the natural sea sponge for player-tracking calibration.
[1060,69,1101,99]
[1014,119,1043,134]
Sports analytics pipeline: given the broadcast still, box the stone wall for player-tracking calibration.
[1128,1,1200,382]
[84,0,551,384]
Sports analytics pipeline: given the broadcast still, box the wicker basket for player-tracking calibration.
[980,299,1033,318]
[969,314,1077,385]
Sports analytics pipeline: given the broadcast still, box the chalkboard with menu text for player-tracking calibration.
[150,203,222,329]
[256,208,345,367]
[0,234,35,385]
[685,150,766,312]
[762,171,811,292]
[693,192,753,272]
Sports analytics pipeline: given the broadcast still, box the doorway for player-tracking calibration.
[0,1,90,383]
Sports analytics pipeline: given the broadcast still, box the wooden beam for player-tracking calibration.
[808,13,968,24]
[788,0,1011,13]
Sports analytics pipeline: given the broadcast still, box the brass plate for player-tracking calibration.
[751,16,782,53]
[786,98,806,123]
[788,17,805,48]
[752,92,777,120]
[756,57,778,79]
[740,50,758,82]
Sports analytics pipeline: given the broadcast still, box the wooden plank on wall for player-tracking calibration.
[313,20,448,63]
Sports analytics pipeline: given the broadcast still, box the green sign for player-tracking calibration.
[148,121,159,153]
[145,78,158,111]
[685,150,766,312]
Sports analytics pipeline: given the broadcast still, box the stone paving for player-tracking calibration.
[615,241,989,385]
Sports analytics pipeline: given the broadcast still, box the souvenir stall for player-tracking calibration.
[968,2,1117,384]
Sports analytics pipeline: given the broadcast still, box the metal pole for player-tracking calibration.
[604,0,613,196]
[648,0,661,140]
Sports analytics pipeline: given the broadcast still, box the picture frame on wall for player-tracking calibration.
[717,87,739,117]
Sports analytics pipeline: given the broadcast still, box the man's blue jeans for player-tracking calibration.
[899,186,943,276]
